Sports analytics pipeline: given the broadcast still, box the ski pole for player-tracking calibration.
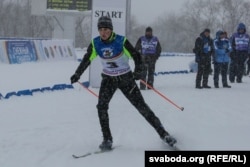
[140,79,184,111]
[77,81,99,98]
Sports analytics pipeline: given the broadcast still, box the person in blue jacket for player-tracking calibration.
[70,16,176,151]
[213,30,232,88]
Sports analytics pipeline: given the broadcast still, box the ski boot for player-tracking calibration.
[162,135,177,147]
[99,139,113,151]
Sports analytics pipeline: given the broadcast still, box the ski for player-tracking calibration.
[72,146,119,159]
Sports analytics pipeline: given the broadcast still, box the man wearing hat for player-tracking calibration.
[193,28,214,89]
[70,16,176,151]
[135,27,162,90]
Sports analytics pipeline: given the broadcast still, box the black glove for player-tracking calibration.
[70,73,80,84]
[133,65,144,80]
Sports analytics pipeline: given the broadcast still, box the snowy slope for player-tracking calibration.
[0,55,250,167]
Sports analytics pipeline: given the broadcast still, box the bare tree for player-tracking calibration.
[218,0,246,35]
[1,0,250,52]
[75,15,91,48]
[149,0,250,52]
[127,15,145,46]
[0,0,53,38]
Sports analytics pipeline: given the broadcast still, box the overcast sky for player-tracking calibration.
[131,0,193,25]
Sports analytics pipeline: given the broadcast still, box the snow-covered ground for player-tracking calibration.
[0,55,250,167]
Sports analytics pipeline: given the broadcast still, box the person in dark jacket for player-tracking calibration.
[229,23,250,83]
[194,28,214,89]
[135,27,162,90]
[213,30,232,88]
[70,16,176,151]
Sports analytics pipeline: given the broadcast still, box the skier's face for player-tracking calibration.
[99,28,112,41]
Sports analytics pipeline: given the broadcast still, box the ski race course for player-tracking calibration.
[1,53,250,167]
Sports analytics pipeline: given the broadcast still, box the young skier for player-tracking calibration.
[70,16,176,151]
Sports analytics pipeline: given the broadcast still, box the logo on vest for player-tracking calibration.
[102,48,113,58]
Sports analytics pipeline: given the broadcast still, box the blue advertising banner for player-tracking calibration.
[5,41,38,64]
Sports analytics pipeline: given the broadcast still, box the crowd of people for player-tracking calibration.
[135,22,250,90]
[134,22,250,90]
[193,23,250,89]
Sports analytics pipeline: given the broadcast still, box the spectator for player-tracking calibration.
[229,23,250,83]
[135,27,162,90]
[193,28,214,89]
[213,30,232,88]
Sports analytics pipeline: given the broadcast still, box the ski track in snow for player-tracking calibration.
[1,56,250,167]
